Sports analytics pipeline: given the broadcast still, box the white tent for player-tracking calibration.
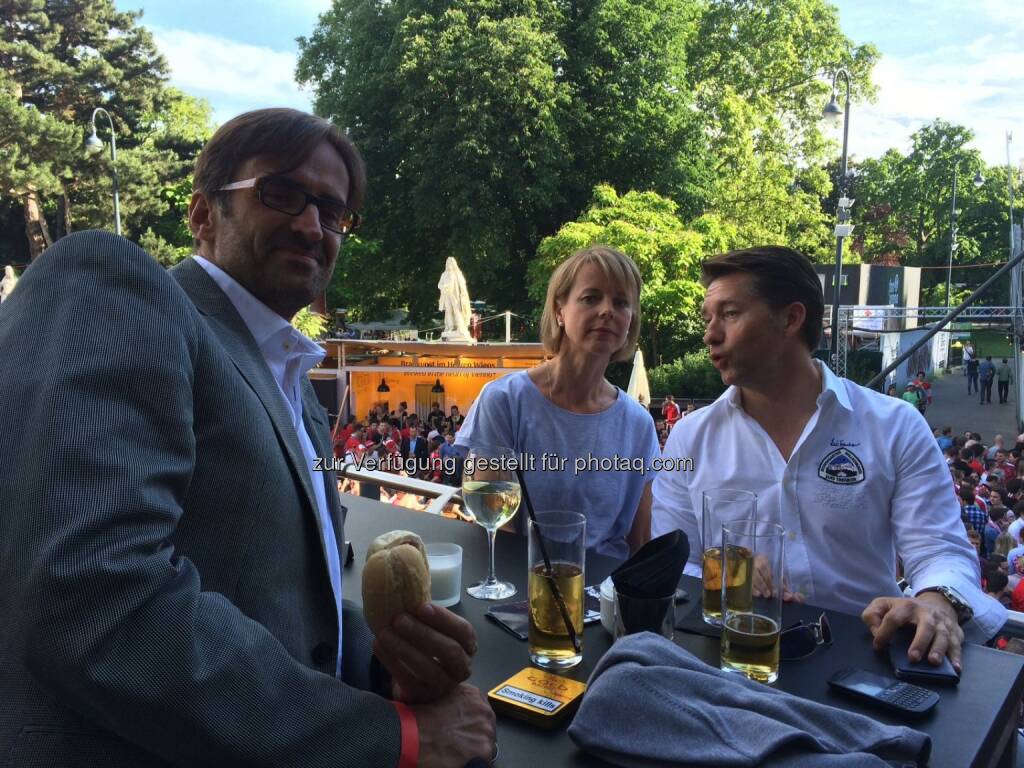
[626,349,651,406]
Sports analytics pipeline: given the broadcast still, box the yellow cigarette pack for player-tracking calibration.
[487,667,587,729]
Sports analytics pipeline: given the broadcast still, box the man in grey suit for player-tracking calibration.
[0,109,494,767]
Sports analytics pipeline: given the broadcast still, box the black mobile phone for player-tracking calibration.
[888,629,960,685]
[828,668,939,717]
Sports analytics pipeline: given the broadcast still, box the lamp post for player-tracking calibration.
[945,166,985,307]
[823,70,852,369]
[84,107,121,236]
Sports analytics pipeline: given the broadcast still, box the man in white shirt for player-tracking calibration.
[652,245,1005,674]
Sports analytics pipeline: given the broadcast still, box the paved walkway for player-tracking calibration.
[924,368,1020,442]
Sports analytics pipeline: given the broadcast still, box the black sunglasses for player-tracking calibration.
[779,612,832,661]
[217,175,362,236]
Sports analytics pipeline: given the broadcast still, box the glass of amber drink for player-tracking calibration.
[719,520,785,684]
[701,489,757,625]
[528,511,586,670]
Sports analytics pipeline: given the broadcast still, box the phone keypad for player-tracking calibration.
[881,683,932,709]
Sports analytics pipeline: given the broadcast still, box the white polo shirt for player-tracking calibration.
[652,360,1006,642]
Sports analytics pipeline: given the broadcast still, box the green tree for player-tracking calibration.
[528,184,726,364]
[299,0,711,321]
[300,0,572,321]
[0,1,212,262]
[648,349,725,399]
[686,0,878,260]
[300,0,877,323]
[848,120,1014,304]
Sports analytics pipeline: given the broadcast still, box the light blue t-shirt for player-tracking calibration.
[456,371,660,560]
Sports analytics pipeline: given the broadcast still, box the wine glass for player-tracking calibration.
[462,444,522,599]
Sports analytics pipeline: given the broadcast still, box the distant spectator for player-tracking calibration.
[446,405,464,433]
[966,355,980,395]
[997,359,1013,405]
[915,370,932,406]
[425,403,446,434]
[979,356,996,404]
[661,394,680,427]
[960,485,987,539]
[987,435,1006,460]
[985,571,1010,607]
[986,552,1009,576]
[937,426,954,453]
[993,533,1015,559]
[901,383,924,413]
[985,506,1010,556]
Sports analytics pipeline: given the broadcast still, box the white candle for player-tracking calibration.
[426,542,463,608]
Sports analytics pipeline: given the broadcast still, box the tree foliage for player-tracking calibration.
[688,0,877,258]
[529,184,728,364]
[849,119,1019,305]
[298,0,877,328]
[0,0,213,263]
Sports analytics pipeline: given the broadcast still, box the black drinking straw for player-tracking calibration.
[515,466,581,655]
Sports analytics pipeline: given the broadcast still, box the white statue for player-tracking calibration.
[0,266,17,303]
[438,257,473,342]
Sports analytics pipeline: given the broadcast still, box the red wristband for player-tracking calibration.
[393,700,419,768]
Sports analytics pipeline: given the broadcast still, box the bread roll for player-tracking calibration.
[362,530,432,635]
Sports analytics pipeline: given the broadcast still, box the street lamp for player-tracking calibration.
[947,167,987,306]
[823,69,852,368]
[85,107,121,236]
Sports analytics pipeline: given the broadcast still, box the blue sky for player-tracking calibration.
[117,0,1023,167]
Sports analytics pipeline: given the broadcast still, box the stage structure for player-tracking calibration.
[313,338,546,425]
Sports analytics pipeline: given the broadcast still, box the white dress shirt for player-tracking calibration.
[652,360,1005,641]
[194,256,344,675]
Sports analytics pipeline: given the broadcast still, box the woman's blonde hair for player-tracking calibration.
[995,532,1015,557]
[538,245,642,363]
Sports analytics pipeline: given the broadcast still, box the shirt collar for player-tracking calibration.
[722,358,852,413]
[192,255,325,368]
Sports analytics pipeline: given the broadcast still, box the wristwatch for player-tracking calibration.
[917,586,974,625]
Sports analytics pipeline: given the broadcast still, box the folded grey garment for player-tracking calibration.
[568,633,931,768]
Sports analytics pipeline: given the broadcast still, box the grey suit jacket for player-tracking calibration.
[0,232,399,767]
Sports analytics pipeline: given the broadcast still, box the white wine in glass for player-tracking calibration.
[463,446,521,600]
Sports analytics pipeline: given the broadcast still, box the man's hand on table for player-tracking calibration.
[413,683,496,768]
[861,594,964,673]
[374,602,477,704]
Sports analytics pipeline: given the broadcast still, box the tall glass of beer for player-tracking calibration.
[719,520,785,683]
[528,511,586,669]
[701,489,757,625]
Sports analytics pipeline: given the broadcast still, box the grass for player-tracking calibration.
[962,329,1015,362]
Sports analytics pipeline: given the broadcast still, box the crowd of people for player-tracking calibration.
[963,341,1015,405]
[948,430,1024,612]
[332,401,472,509]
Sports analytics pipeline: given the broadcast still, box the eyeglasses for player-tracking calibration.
[779,612,832,661]
[217,176,362,235]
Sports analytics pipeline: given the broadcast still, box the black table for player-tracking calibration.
[342,497,1024,767]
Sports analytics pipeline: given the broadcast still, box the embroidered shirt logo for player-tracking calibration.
[818,448,865,485]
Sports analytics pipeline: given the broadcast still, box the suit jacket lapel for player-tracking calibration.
[169,259,319,518]
[301,380,347,540]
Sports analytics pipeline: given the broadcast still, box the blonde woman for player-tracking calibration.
[457,245,659,559]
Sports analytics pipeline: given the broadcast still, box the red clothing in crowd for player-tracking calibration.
[1012,580,1024,612]
[662,401,680,426]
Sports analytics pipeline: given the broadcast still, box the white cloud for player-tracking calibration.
[151,28,314,120]
[843,34,1024,166]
